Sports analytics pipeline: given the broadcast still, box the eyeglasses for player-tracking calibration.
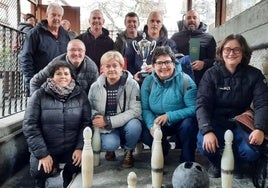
[154,60,173,67]
[68,48,85,53]
[223,47,242,55]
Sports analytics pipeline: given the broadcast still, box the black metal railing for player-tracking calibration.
[0,23,27,118]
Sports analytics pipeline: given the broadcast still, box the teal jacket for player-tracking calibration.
[141,63,197,129]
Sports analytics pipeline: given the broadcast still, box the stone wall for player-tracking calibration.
[0,112,29,186]
[210,0,268,73]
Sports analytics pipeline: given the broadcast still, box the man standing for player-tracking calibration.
[76,9,114,72]
[19,3,70,96]
[114,12,142,56]
[171,10,216,86]
[30,39,99,95]
[125,11,177,82]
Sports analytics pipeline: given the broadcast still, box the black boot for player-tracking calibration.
[34,179,46,188]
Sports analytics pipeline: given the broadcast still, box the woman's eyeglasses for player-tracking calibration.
[223,47,242,55]
[154,60,173,67]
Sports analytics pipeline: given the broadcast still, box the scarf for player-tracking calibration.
[47,78,76,99]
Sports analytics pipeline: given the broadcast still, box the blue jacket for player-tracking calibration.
[141,63,197,129]
[125,25,178,75]
[19,20,70,85]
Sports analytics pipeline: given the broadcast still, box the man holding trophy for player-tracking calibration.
[125,11,178,83]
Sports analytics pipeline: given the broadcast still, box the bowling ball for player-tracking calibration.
[172,162,209,188]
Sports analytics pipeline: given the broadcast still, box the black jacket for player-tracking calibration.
[23,83,92,159]
[171,22,216,85]
[76,27,114,71]
[30,53,99,95]
[196,62,268,136]
[19,20,70,85]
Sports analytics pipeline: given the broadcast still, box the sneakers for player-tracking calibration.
[105,151,116,161]
[122,150,134,168]
[208,163,221,178]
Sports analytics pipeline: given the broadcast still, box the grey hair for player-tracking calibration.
[46,2,64,15]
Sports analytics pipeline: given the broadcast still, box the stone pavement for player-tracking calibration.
[1,146,266,188]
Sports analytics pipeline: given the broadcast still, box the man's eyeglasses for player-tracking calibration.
[223,47,242,55]
[154,60,173,67]
[68,48,85,53]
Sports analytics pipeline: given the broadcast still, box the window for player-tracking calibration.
[192,0,215,29]
[226,0,261,21]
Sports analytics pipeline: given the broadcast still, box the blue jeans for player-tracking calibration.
[141,117,198,162]
[197,124,261,166]
[101,118,142,151]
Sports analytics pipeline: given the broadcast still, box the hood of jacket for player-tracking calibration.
[96,70,133,88]
[18,22,34,32]
[36,19,66,34]
[181,21,207,33]
[143,24,168,39]
[86,27,110,37]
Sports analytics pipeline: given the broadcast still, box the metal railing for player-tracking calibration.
[0,23,27,118]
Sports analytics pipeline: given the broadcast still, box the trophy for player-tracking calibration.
[132,32,156,79]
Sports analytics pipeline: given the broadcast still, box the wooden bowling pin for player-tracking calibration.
[82,127,93,188]
[151,128,164,188]
[127,171,137,188]
[221,129,234,188]
[152,123,161,151]
[92,126,101,166]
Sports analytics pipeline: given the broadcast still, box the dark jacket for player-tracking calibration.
[171,22,216,85]
[76,27,114,71]
[114,30,143,55]
[196,62,268,136]
[30,53,99,95]
[18,22,34,33]
[19,20,70,86]
[23,83,92,159]
[125,25,178,75]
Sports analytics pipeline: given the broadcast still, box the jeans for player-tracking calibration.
[197,124,261,166]
[101,118,142,151]
[141,117,198,162]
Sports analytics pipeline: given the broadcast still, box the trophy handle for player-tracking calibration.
[132,40,140,55]
[150,40,157,55]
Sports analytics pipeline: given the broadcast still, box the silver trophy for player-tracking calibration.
[132,32,156,79]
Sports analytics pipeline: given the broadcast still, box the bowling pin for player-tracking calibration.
[92,126,101,166]
[151,123,161,151]
[127,171,137,188]
[151,128,164,188]
[82,127,93,188]
[221,129,234,188]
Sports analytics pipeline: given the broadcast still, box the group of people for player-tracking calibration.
[20,2,268,188]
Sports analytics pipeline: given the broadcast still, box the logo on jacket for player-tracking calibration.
[219,86,231,91]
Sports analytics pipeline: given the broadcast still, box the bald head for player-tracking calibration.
[147,11,163,24]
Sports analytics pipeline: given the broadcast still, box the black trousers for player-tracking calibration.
[29,150,80,185]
